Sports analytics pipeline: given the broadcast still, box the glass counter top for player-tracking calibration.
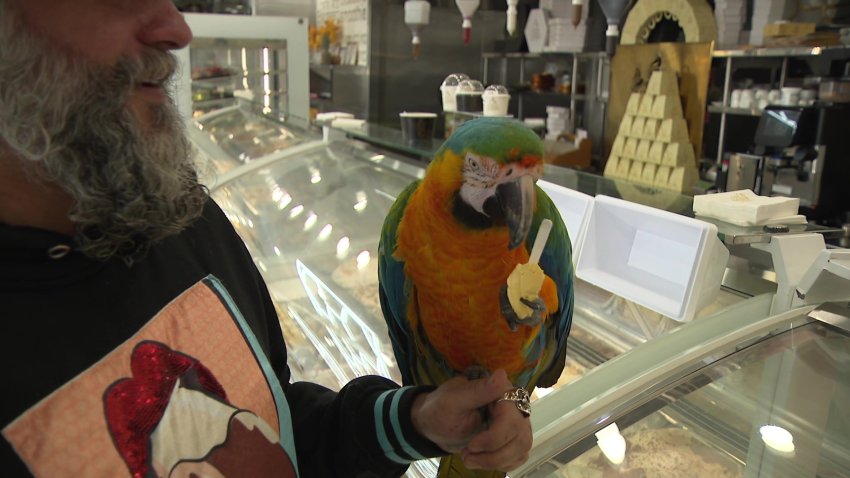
[330,121,697,217]
[189,106,321,185]
[196,106,317,163]
[333,122,443,162]
[332,121,846,249]
[696,215,843,246]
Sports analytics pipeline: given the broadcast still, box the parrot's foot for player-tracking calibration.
[462,366,490,381]
[462,366,492,426]
[499,284,546,331]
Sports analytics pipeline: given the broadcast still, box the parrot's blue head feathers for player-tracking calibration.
[436,117,544,165]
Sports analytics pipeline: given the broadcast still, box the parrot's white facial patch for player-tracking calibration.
[462,153,500,187]
[460,153,500,215]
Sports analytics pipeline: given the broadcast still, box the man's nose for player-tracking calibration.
[137,0,193,51]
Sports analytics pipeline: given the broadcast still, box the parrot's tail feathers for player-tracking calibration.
[437,454,507,478]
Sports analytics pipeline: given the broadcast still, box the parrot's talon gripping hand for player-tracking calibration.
[462,366,490,381]
[500,284,545,331]
[462,366,493,425]
[519,296,546,326]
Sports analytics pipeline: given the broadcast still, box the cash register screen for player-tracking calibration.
[754,108,803,147]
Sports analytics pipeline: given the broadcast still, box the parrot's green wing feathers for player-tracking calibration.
[522,186,575,389]
[378,180,419,385]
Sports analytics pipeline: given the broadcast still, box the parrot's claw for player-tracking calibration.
[462,366,490,381]
[462,366,492,425]
[519,296,546,327]
[500,285,546,331]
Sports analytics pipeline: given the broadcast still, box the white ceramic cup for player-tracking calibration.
[739,89,755,109]
[483,93,511,116]
[800,89,817,101]
[768,89,782,103]
[781,87,802,106]
[441,86,459,112]
[730,89,742,107]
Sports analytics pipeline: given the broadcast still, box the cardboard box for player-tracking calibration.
[764,22,815,38]
[543,133,592,169]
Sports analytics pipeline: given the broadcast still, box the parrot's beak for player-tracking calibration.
[497,174,535,249]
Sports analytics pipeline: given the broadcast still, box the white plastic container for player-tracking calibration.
[575,195,729,322]
[482,84,510,116]
[440,73,470,112]
[537,180,594,259]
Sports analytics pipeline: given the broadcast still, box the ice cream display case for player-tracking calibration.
[208,139,426,389]
[193,120,849,477]
[514,300,850,478]
[202,130,724,391]
[188,105,322,182]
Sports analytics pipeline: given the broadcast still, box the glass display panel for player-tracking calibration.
[189,38,288,118]
[195,107,316,168]
[541,321,850,477]
[211,142,422,389]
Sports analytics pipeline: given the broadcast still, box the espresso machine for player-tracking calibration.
[726,104,850,223]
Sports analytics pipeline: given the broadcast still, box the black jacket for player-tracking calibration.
[0,198,442,477]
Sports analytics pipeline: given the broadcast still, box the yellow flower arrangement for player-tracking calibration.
[309,19,342,52]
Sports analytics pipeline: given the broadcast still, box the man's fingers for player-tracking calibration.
[462,425,532,471]
[466,400,523,452]
[451,369,513,410]
[462,398,533,470]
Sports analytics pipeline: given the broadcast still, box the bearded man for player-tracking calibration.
[0,1,533,476]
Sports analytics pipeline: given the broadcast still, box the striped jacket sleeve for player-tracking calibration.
[285,376,447,477]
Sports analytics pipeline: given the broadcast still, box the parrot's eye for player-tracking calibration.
[465,153,480,170]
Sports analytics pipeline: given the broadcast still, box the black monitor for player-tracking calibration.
[753,106,818,148]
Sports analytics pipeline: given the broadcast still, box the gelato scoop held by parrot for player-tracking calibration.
[378,117,574,477]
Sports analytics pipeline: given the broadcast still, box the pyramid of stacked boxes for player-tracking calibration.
[604,69,698,193]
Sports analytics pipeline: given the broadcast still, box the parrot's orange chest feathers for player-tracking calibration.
[394,159,538,377]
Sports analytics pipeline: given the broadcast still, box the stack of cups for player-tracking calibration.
[440,73,470,112]
[545,106,570,140]
[455,79,485,113]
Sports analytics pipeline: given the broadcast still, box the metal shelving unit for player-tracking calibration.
[481,51,611,165]
[709,45,850,166]
[482,51,609,121]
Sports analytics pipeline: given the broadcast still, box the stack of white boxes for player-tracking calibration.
[603,69,698,193]
[546,106,571,140]
[714,0,746,48]
[539,0,587,52]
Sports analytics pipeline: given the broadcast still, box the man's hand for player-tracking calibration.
[410,369,532,471]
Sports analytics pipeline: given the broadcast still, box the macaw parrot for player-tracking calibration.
[378,117,574,478]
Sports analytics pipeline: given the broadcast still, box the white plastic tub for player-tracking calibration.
[537,180,594,260]
[575,195,729,322]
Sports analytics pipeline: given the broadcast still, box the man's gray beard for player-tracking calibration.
[0,5,207,262]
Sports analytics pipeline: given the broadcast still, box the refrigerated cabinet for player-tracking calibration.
[188,105,321,182]
[203,129,725,390]
[175,14,310,122]
[209,138,425,389]
[516,301,850,478]
[191,114,848,478]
